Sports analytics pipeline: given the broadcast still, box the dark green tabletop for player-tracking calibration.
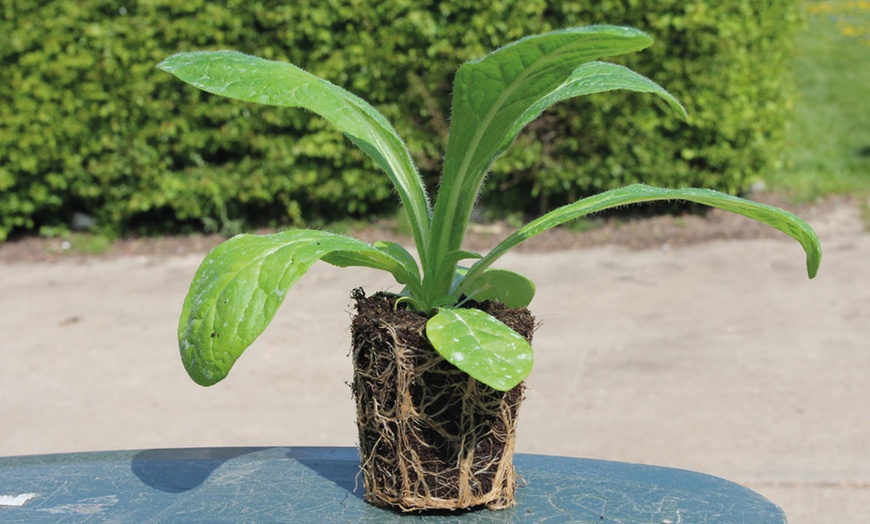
[0,446,785,523]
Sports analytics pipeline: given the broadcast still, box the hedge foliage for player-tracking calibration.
[0,0,801,240]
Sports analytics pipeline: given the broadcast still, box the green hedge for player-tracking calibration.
[0,0,801,240]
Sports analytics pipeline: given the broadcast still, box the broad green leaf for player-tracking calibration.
[157,51,432,269]
[426,308,533,391]
[178,230,408,386]
[429,25,660,292]
[462,185,822,291]
[452,267,536,308]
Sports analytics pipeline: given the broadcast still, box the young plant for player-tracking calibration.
[159,25,821,394]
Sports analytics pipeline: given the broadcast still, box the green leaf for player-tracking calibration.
[429,25,661,297]
[373,241,418,273]
[157,51,432,270]
[426,308,533,391]
[462,185,822,291]
[447,26,655,191]
[322,240,422,296]
[420,249,482,311]
[453,267,536,308]
[506,61,688,142]
[178,230,409,386]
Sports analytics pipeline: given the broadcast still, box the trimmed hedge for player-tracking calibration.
[0,0,801,240]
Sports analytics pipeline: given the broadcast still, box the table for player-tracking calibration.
[0,447,785,523]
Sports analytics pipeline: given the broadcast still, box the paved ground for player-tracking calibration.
[1,201,867,523]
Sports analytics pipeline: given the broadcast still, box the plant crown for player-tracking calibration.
[160,25,821,391]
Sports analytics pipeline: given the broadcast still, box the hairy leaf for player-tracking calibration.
[157,51,432,269]
[461,185,822,294]
[506,60,688,144]
[429,26,664,298]
[322,240,423,296]
[420,249,482,311]
[178,230,408,386]
[446,27,655,193]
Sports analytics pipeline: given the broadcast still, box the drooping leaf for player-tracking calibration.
[461,185,822,293]
[505,61,687,145]
[157,51,432,269]
[178,230,410,386]
[373,241,419,277]
[426,308,533,391]
[322,240,422,297]
[446,26,656,192]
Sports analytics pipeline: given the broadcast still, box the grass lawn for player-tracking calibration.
[766,0,870,200]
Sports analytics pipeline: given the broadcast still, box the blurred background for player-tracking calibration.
[4,0,867,242]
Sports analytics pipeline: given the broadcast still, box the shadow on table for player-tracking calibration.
[129,447,365,501]
[286,447,365,502]
[130,447,263,493]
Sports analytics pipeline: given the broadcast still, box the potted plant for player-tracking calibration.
[158,25,821,512]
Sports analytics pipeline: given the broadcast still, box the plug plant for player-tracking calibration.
[159,25,821,511]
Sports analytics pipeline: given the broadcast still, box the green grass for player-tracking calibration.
[765,0,870,200]
[58,233,113,255]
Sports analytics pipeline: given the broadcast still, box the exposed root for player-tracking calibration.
[350,289,534,512]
